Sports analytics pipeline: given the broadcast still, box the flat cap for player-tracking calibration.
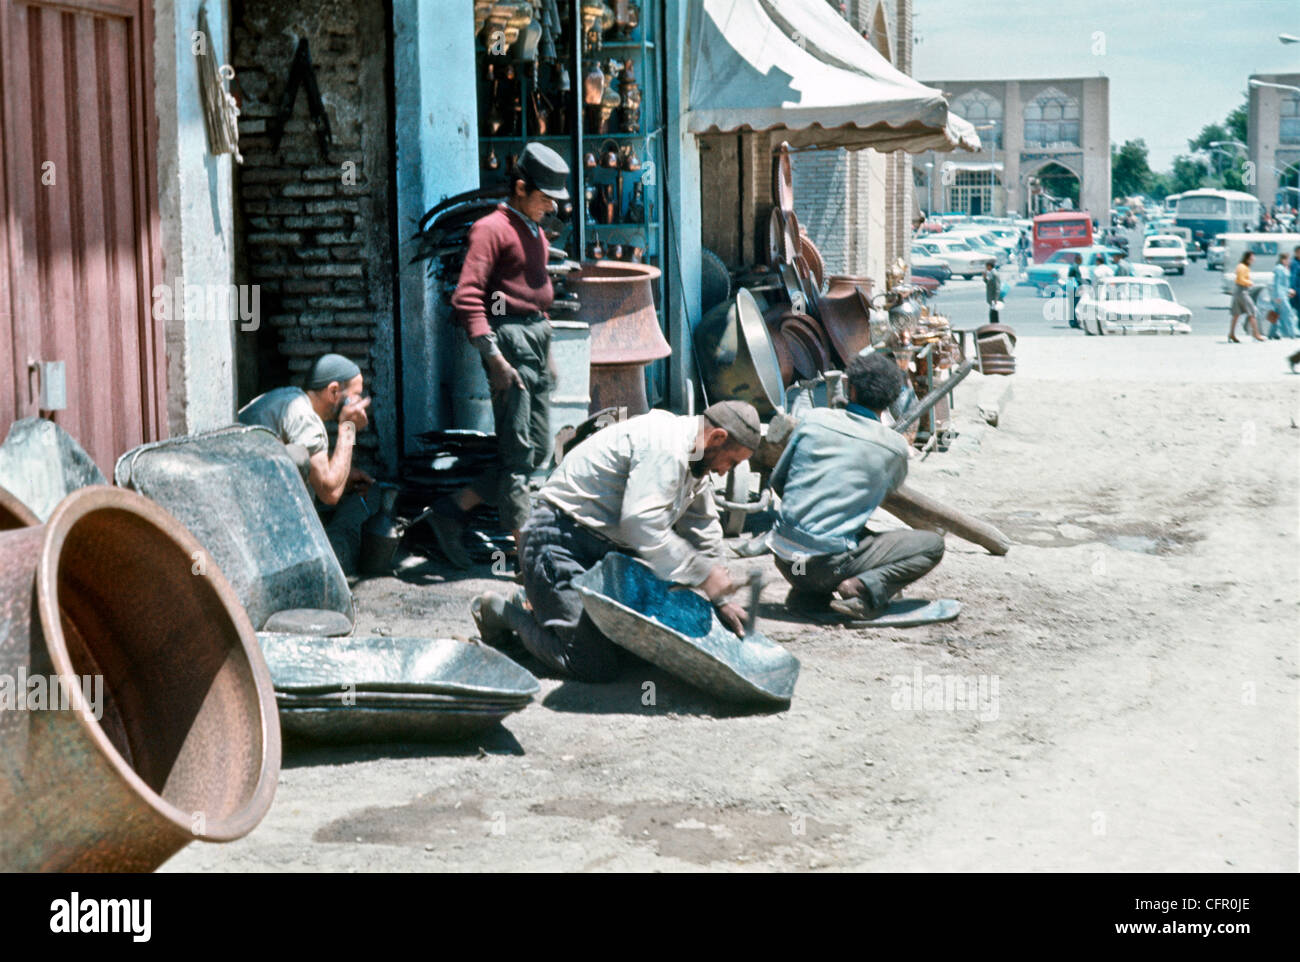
[703,400,761,451]
[305,353,361,390]
[518,142,570,202]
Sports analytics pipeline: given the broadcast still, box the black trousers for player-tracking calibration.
[517,499,626,681]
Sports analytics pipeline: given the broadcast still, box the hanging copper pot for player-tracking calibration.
[0,486,279,870]
[570,261,668,415]
[819,282,876,366]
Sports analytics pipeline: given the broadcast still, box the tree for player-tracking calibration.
[1188,122,1228,154]
[1111,139,1154,199]
[1225,96,1248,145]
[1169,154,1209,194]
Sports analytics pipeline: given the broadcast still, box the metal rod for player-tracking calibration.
[894,359,975,434]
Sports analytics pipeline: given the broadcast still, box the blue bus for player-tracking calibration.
[1174,189,1261,251]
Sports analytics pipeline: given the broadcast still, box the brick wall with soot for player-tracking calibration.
[231,0,394,467]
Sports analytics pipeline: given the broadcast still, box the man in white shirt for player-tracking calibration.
[473,401,760,682]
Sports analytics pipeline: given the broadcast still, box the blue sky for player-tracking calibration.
[912,0,1300,169]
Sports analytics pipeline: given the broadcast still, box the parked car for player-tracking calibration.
[1025,246,1161,293]
[915,237,989,279]
[950,229,1009,266]
[1075,277,1192,335]
[1142,235,1189,274]
[909,274,940,296]
[1206,234,1227,271]
[909,245,953,284]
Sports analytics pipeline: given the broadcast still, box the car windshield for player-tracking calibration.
[942,240,972,251]
[1147,238,1180,248]
[1048,250,1083,263]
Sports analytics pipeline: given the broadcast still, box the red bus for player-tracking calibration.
[1032,211,1093,263]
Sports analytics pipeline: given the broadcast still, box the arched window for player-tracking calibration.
[1281,94,1300,144]
[1023,87,1081,147]
[868,1,893,62]
[952,89,1003,149]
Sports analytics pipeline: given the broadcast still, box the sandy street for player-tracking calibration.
[166,336,1299,872]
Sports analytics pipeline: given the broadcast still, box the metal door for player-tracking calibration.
[0,0,164,475]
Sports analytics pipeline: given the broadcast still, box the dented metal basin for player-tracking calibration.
[574,554,799,705]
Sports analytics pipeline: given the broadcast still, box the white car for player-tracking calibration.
[915,238,989,279]
[1075,277,1192,336]
[948,230,1009,266]
[1142,235,1188,274]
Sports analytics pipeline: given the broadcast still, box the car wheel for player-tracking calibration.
[1177,267,1184,275]
[962,273,974,280]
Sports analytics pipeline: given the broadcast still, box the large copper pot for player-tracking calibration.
[570,260,668,415]
[0,486,280,871]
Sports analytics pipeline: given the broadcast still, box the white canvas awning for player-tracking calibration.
[687,0,980,153]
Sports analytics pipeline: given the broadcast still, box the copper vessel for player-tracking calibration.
[570,261,668,415]
[0,486,280,871]
[0,484,38,530]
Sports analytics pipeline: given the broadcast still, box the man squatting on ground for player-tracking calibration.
[428,142,572,568]
[473,401,762,682]
[237,353,375,572]
[769,352,945,620]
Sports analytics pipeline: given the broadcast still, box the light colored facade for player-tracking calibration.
[916,77,1110,223]
[1247,72,1300,211]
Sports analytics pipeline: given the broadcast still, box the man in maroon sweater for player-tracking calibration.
[430,143,570,568]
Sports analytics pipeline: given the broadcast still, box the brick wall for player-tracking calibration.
[231,0,394,467]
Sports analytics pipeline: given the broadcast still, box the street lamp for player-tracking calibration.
[1250,78,1300,96]
[1208,139,1247,152]
[1279,34,1300,44]
[924,161,934,216]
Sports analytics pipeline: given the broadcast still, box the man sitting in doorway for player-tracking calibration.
[238,352,375,572]
[769,352,952,624]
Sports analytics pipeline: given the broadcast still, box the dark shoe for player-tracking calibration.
[784,587,833,613]
[471,591,515,649]
[426,498,472,569]
[1289,350,1300,373]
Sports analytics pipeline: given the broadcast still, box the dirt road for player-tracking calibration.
[166,337,1299,872]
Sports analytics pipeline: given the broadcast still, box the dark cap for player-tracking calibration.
[518,142,570,202]
[703,400,761,451]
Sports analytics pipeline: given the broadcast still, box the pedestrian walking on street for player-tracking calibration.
[1229,251,1265,343]
[1067,253,1084,329]
[983,261,1001,324]
[1270,253,1297,339]
[1113,251,1133,277]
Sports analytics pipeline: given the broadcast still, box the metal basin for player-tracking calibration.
[694,288,786,416]
[574,554,799,705]
[0,487,280,871]
[257,634,539,743]
[115,426,354,632]
[0,417,106,522]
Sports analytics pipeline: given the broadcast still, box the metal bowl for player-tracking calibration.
[574,554,799,705]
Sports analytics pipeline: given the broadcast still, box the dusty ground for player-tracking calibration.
[167,336,1299,872]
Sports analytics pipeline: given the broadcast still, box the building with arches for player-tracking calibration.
[915,77,1110,223]
[1247,72,1300,212]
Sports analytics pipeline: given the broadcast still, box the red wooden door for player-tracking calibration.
[0,0,164,475]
